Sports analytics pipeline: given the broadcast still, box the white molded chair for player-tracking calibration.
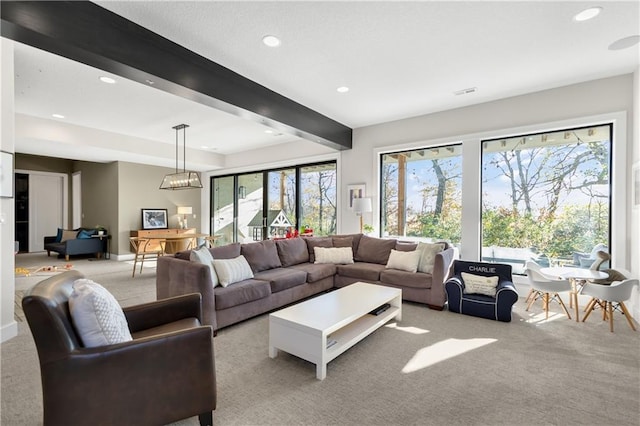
[524,261,573,319]
[581,279,638,332]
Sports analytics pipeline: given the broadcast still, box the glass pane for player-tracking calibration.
[481,124,611,273]
[267,169,296,238]
[381,145,463,248]
[238,172,264,243]
[299,163,337,236]
[211,176,234,246]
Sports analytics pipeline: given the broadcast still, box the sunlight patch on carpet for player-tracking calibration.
[522,311,569,325]
[402,338,496,373]
[385,322,430,335]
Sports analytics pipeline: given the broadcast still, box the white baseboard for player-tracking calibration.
[1,320,18,343]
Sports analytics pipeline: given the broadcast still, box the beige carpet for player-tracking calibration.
[3,253,639,425]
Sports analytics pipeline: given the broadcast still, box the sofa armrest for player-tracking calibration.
[123,293,203,333]
[157,256,217,329]
[44,236,57,244]
[429,247,457,308]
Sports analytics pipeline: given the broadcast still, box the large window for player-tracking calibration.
[211,161,336,243]
[381,145,463,246]
[481,124,612,273]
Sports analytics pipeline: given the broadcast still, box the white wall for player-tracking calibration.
[1,39,17,342]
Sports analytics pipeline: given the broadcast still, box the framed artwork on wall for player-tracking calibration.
[0,151,14,198]
[141,208,168,229]
[347,184,365,210]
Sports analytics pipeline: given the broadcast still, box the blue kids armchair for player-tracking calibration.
[445,260,518,322]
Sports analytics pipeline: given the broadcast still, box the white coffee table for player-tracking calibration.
[269,282,402,380]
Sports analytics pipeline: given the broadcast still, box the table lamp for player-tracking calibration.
[177,206,192,229]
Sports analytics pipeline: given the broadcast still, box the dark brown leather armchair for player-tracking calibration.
[22,270,216,426]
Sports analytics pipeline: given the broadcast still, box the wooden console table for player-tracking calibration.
[130,228,196,254]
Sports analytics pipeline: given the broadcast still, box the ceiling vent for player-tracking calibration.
[454,87,477,96]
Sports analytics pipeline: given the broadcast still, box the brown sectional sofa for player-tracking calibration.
[156,233,455,331]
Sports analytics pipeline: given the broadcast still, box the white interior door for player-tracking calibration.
[29,174,64,252]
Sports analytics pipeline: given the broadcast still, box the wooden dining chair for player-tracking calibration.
[129,237,165,277]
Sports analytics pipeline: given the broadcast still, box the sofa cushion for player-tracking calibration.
[417,242,446,274]
[69,279,132,348]
[241,240,282,273]
[333,234,362,254]
[211,242,241,259]
[306,237,333,263]
[336,262,386,281]
[190,246,219,287]
[395,241,418,252]
[314,247,354,264]
[55,228,63,243]
[287,263,337,283]
[214,279,271,310]
[354,235,397,264]
[380,269,433,289]
[275,237,309,267]
[174,242,243,261]
[254,268,308,293]
[385,249,421,273]
[213,255,254,287]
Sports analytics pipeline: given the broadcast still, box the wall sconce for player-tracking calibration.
[353,197,373,234]
[177,206,192,229]
[238,185,247,199]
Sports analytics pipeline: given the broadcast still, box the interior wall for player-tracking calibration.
[117,161,201,257]
[1,39,17,342]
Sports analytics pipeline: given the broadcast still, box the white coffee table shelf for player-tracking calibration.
[269,282,402,380]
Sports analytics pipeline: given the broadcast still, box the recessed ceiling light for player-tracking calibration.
[608,35,640,50]
[264,129,274,134]
[453,87,477,96]
[573,6,602,22]
[262,35,281,47]
[337,86,349,93]
[52,114,65,119]
[99,76,116,84]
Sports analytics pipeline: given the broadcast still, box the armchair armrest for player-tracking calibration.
[429,247,457,308]
[44,236,57,244]
[123,293,202,333]
[43,325,216,425]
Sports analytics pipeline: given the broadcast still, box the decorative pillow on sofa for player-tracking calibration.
[190,246,219,287]
[314,247,354,264]
[461,272,499,297]
[213,255,254,287]
[69,279,133,348]
[77,229,96,239]
[55,228,64,243]
[60,229,78,243]
[354,235,396,264]
[306,237,333,263]
[241,240,282,273]
[385,249,421,273]
[417,242,445,274]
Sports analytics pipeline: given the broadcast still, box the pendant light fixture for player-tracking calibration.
[159,124,203,190]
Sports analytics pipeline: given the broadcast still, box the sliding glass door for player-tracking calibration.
[210,161,336,242]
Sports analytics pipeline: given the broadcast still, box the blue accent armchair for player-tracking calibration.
[445,260,518,322]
